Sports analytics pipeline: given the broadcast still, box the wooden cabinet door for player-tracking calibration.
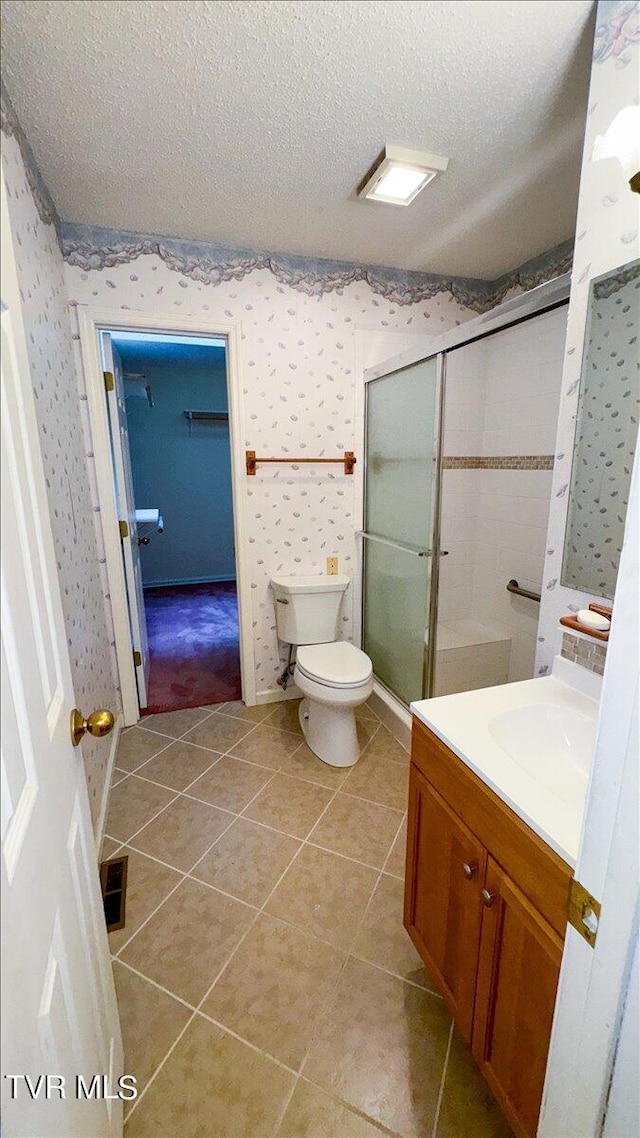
[404,764,487,1040]
[472,857,564,1138]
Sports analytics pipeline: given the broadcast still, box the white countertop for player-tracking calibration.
[411,656,602,867]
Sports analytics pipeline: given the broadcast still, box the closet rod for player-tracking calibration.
[183,410,229,420]
[246,451,356,475]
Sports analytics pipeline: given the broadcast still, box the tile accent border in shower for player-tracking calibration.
[443,455,555,470]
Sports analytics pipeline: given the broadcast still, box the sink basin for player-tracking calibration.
[488,703,596,805]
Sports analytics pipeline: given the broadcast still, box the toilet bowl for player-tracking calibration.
[270,574,373,768]
[294,641,373,767]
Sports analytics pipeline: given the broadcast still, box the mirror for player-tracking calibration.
[562,259,640,598]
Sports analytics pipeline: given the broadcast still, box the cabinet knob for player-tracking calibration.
[462,862,477,879]
[481,888,496,907]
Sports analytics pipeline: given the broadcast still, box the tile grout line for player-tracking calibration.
[122,836,313,1123]
[106,788,182,850]
[116,954,303,1084]
[431,1019,455,1138]
[112,700,409,1128]
[294,812,406,1088]
[184,768,352,1056]
[292,807,411,1107]
[112,870,189,958]
[270,1073,300,1137]
[114,732,180,778]
[105,823,406,901]
[122,1008,199,1124]
[113,956,197,1013]
[112,833,427,990]
[294,1074,401,1138]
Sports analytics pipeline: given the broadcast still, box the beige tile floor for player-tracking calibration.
[102,698,513,1138]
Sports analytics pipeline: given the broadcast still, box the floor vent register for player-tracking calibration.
[99,854,129,932]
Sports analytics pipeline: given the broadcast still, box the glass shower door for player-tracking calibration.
[363,355,443,705]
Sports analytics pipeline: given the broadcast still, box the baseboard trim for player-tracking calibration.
[255,685,302,705]
[143,575,237,588]
[370,682,411,752]
[94,715,122,857]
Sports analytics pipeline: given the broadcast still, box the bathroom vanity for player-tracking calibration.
[406,658,601,1138]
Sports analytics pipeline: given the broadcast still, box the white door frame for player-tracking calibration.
[76,306,254,724]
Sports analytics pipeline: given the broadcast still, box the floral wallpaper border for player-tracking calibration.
[593,258,640,297]
[59,224,573,314]
[593,0,640,63]
[0,80,58,229]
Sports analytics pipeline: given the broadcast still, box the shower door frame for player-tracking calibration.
[361,351,446,707]
[361,271,572,709]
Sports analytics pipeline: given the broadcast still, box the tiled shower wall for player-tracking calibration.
[439,306,567,682]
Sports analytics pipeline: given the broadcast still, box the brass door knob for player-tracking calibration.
[71,708,115,747]
[481,888,496,908]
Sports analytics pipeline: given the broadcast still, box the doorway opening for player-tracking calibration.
[102,329,241,715]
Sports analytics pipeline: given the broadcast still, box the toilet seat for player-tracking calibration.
[296,641,372,689]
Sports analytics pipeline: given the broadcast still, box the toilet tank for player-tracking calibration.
[270,574,350,645]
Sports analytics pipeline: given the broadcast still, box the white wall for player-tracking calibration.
[438,306,567,683]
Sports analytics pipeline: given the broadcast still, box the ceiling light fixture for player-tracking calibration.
[357,144,449,206]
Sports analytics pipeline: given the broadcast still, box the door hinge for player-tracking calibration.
[104,370,115,392]
[133,650,142,668]
[568,877,601,947]
[119,520,129,539]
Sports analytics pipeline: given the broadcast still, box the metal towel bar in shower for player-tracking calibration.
[507,578,541,603]
[357,532,449,558]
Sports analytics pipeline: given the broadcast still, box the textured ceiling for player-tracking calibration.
[0,0,594,278]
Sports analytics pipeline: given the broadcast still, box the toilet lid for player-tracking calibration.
[296,642,372,688]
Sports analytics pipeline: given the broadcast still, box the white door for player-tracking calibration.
[1,166,123,1137]
[539,444,640,1138]
[100,331,150,708]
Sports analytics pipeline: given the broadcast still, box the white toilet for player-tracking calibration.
[270,574,373,767]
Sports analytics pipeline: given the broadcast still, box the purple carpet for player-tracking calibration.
[141,581,242,715]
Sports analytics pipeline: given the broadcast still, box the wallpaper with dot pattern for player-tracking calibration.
[1,129,118,832]
[535,0,640,676]
[63,258,473,698]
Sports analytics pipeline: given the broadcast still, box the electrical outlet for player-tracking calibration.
[326,557,338,575]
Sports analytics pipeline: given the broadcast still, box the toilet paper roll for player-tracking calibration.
[135,508,160,528]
